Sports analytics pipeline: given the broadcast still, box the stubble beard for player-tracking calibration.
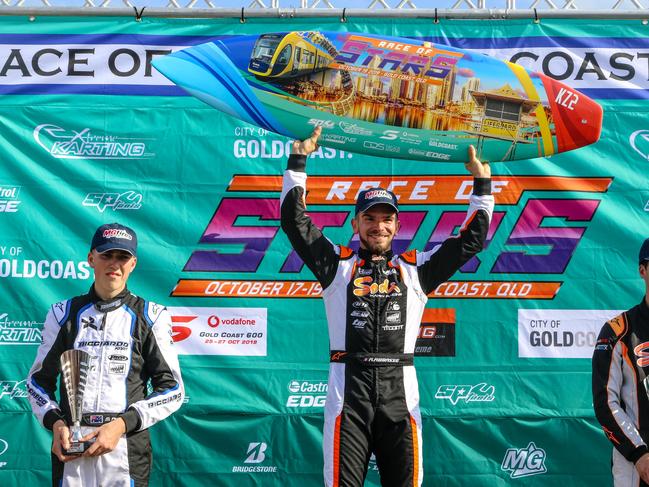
[360,235,392,256]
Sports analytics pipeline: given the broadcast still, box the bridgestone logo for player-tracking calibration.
[232,466,278,472]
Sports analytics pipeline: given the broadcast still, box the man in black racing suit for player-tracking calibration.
[593,237,649,486]
[26,223,184,486]
[281,127,493,486]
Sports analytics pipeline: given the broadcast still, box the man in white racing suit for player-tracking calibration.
[27,222,184,486]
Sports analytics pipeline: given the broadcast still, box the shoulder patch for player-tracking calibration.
[51,300,71,325]
[338,245,354,260]
[608,313,627,338]
[399,250,417,265]
[145,301,166,327]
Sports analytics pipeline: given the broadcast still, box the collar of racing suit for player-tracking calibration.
[357,247,394,263]
[88,285,132,313]
[639,297,649,320]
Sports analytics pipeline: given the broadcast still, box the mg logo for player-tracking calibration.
[501,442,547,479]
[244,442,267,464]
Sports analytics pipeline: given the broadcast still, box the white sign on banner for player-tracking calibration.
[518,309,624,359]
[169,307,267,356]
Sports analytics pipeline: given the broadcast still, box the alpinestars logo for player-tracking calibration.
[231,442,278,473]
[34,124,155,160]
[83,191,143,213]
[501,442,547,479]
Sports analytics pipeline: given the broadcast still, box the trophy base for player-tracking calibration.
[64,440,95,456]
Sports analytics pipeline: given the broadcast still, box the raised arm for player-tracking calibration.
[415,146,494,294]
[280,127,341,289]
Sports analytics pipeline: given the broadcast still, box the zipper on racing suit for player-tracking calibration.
[372,259,380,407]
[94,312,108,412]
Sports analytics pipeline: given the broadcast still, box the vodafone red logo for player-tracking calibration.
[171,315,196,343]
[208,315,220,328]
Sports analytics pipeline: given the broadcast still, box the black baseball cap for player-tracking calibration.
[90,223,137,256]
[355,188,399,216]
[640,237,649,264]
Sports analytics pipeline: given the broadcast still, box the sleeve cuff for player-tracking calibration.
[119,408,142,434]
[287,154,307,172]
[43,409,65,431]
[473,178,492,196]
[630,445,649,464]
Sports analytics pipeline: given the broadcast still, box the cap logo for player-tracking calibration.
[364,189,391,200]
[102,229,132,240]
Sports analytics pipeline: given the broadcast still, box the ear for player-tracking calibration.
[129,257,138,271]
[395,217,401,235]
[88,251,95,268]
[641,263,647,278]
[351,216,359,234]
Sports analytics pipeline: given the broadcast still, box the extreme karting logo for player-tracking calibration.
[171,172,611,300]
[0,312,41,345]
[34,124,155,160]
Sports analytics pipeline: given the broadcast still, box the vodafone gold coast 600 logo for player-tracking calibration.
[169,307,267,357]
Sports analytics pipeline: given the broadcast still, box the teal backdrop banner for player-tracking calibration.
[0,15,647,486]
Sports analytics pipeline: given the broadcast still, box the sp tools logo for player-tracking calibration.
[435,383,495,406]
[34,124,155,160]
[83,191,143,213]
[0,380,28,400]
[501,442,547,479]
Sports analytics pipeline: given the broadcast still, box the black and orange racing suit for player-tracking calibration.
[593,299,649,486]
[281,154,493,486]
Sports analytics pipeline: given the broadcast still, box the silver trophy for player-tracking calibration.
[60,349,93,455]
